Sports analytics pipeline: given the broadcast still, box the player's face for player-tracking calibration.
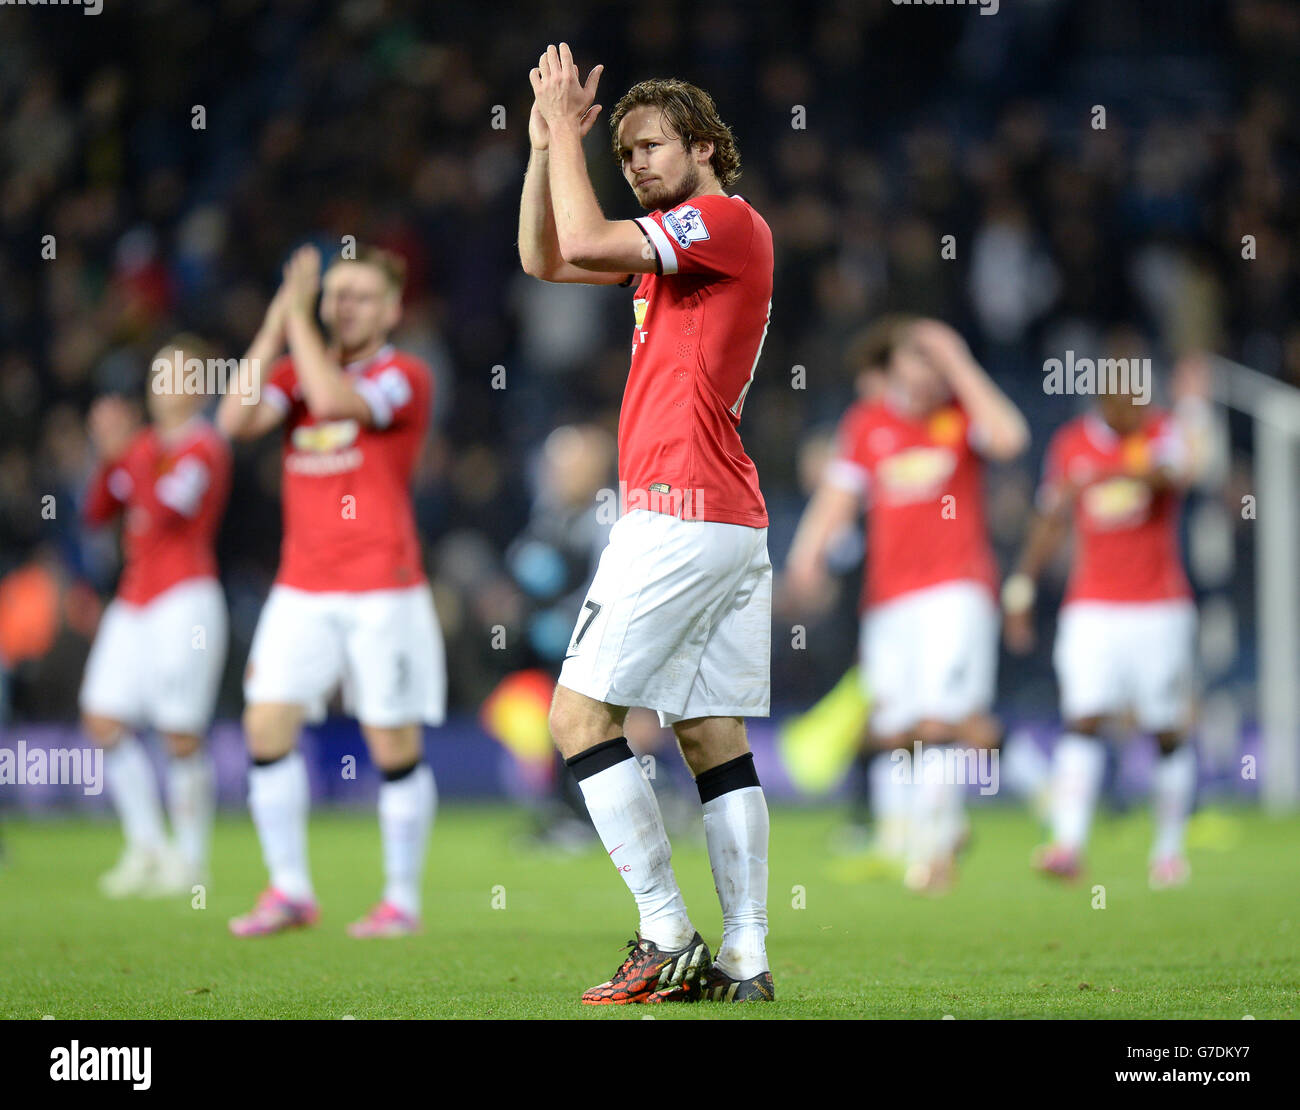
[618,106,703,212]
[320,262,400,354]
[1099,389,1143,434]
[146,351,206,426]
[889,343,951,417]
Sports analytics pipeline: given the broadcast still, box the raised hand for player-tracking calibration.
[529,97,550,151]
[88,395,140,460]
[281,245,322,316]
[530,43,604,135]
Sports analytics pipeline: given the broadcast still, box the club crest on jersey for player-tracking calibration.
[927,407,964,447]
[1121,435,1151,473]
[663,205,710,249]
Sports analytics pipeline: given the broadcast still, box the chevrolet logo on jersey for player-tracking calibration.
[877,446,957,504]
[1083,476,1151,528]
[292,420,360,453]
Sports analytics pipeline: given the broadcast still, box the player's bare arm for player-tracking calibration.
[83,396,140,526]
[87,395,139,464]
[519,60,628,285]
[910,319,1029,460]
[784,480,860,610]
[532,43,660,274]
[217,285,291,441]
[1002,500,1071,653]
[281,246,375,425]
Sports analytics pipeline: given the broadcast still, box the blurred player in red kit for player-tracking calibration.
[521,45,774,1002]
[217,245,446,937]
[81,336,232,897]
[1005,373,1200,889]
[786,316,1028,892]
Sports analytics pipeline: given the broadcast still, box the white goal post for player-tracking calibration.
[1210,356,1300,812]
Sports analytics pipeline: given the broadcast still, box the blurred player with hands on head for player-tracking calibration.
[786,317,1028,893]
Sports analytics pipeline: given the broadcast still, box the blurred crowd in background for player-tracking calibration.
[1,0,1296,726]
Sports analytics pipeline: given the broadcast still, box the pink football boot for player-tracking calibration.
[1148,855,1190,890]
[346,901,421,938]
[1032,842,1083,881]
[229,888,320,937]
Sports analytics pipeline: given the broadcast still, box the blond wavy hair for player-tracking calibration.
[609,78,741,189]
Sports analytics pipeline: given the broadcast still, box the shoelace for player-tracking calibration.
[613,936,649,970]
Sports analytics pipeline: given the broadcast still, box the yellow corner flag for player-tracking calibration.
[777,666,871,796]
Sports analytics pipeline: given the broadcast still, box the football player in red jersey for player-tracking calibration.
[1005,375,1199,889]
[522,46,774,1002]
[217,245,446,937]
[786,316,1029,892]
[81,335,232,898]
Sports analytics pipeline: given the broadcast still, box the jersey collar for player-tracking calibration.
[342,344,394,375]
[155,413,206,448]
[1084,410,1122,450]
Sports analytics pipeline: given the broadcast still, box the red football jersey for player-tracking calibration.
[262,345,430,592]
[83,418,231,605]
[622,192,773,528]
[827,398,998,610]
[1039,410,1191,604]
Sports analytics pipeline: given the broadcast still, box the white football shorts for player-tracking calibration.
[558,510,772,727]
[1053,599,1196,732]
[243,583,446,727]
[80,577,228,735]
[860,579,999,737]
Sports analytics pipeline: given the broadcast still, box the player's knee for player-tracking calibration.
[872,730,910,751]
[242,703,299,761]
[163,732,202,759]
[547,696,576,746]
[81,714,124,748]
[1068,716,1106,738]
[960,713,1002,749]
[673,722,711,769]
[548,689,618,755]
[914,718,955,745]
[361,724,422,771]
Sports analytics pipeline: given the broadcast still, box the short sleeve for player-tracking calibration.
[824,406,870,497]
[634,194,754,279]
[1148,413,1187,474]
[355,358,428,430]
[1036,430,1068,513]
[261,356,298,414]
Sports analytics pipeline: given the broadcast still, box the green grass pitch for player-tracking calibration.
[1,805,1296,1019]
